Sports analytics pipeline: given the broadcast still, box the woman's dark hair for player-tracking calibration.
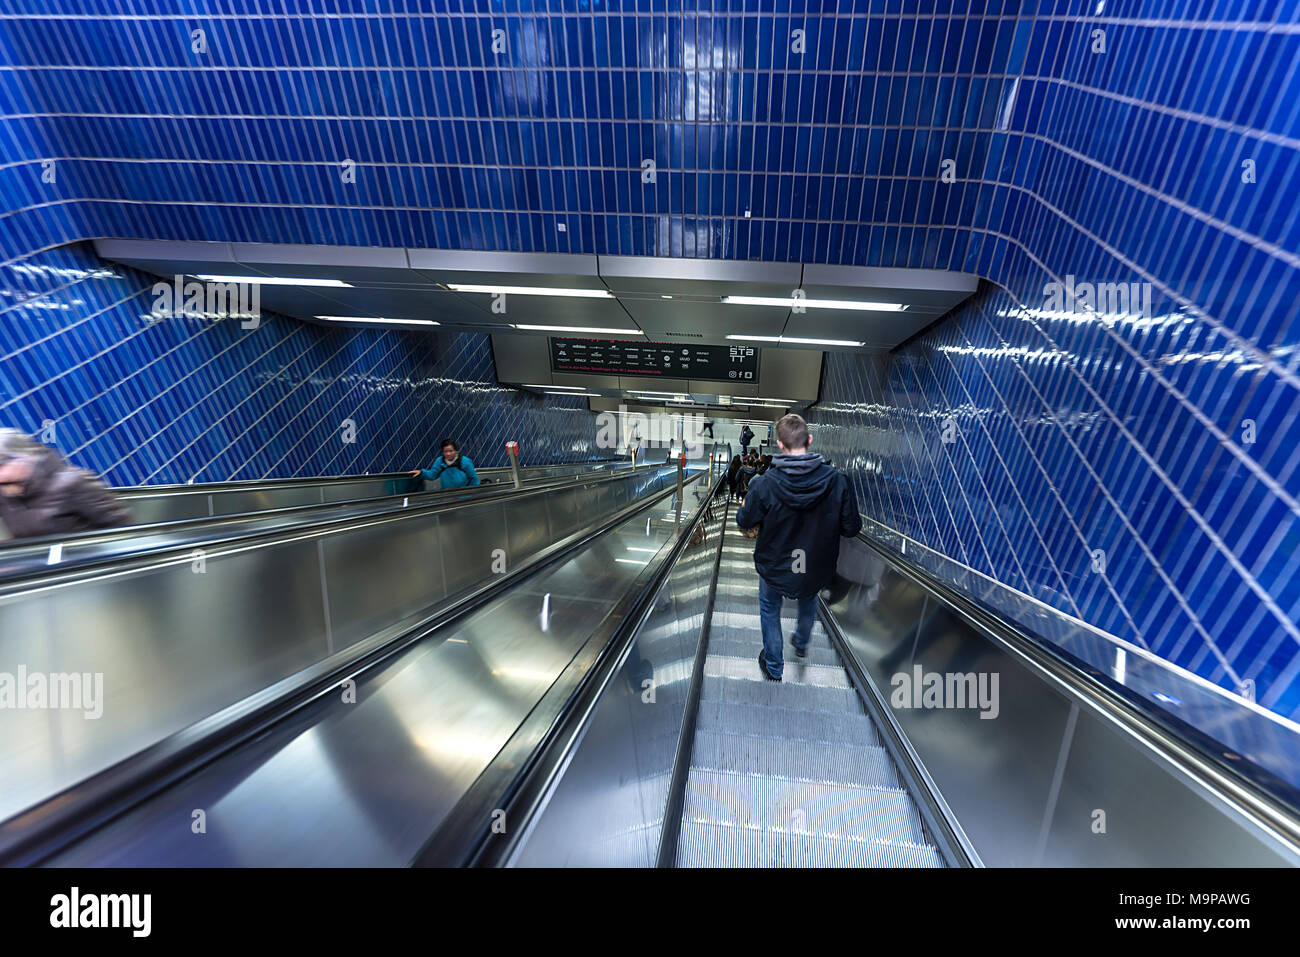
[727,455,742,478]
[439,438,458,452]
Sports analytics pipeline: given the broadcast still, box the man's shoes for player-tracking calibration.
[792,641,807,659]
[758,650,781,681]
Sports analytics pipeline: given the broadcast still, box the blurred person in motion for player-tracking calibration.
[757,453,772,475]
[0,429,130,540]
[736,414,861,681]
[739,423,754,455]
[726,454,744,503]
[408,438,480,489]
[699,417,715,439]
[739,452,758,501]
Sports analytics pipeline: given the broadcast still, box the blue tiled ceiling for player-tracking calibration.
[0,243,604,486]
[1,4,1299,722]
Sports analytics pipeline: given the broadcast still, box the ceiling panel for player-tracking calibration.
[94,239,977,349]
[620,299,788,341]
[410,250,604,290]
[599,255,802,297]
[780,309,941,345]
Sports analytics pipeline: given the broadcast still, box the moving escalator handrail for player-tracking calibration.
[412,471,726,868]
[0,468,701,867]
[0,465,668,591]
[653,493,731,868]
[849,526,1300,856]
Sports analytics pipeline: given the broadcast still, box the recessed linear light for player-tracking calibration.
[316,316,440,326]
[514,325,644,335]
[523,384,586,390]
[447,284,613,298]
[197,275,353,287]
[631,391,687,397]
[726,335,866,347]
[722,295,904,311]
[544,391,601,397]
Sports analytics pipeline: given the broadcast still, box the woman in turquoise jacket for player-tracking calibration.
[408,438,480,489]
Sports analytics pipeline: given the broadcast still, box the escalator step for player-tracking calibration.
[695,698,880,746]
[698,673,862,713]
[707,634,842,667]
[680,768,927,844]
[704,654,853,691]
[690,729,901,789]
[676,821,945,868]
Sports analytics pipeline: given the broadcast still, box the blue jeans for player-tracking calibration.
[758,577,817,679]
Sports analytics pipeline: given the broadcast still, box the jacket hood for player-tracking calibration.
[11,444,63,499]
[763,453,836,510]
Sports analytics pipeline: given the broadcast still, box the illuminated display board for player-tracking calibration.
[549,338,759,383]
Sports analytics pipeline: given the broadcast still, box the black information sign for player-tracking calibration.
[549,338,760,383]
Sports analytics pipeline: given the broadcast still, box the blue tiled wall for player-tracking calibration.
[808,279,1300,722]
[0,244,603,486]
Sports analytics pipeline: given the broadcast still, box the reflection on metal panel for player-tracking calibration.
[45,480,704,865]
[826,535,1300,866]
[512,513,718,866]
[0,467,674,826]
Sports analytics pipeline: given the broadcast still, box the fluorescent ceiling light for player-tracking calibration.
[722,295,904,311]
[447,284,613,298]
[726,335,865,347]
[782,337,866,346]
[514,325,643,335]
[544,391,600,397]
[524,384,586,390]
[316,316,439,326]
[631,391,686,397]
[197,275,352,287]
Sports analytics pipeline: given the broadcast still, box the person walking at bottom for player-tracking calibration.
[735,413,862,681]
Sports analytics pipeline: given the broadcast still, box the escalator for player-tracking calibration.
[8,464,1299,867]
[0,463,691,842]
[112,460,630,526]
[0,460,638,584]
[0,466,711,866]
[471,487,1300,868]
[670,515,945,867]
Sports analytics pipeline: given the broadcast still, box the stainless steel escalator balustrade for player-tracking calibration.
[0,466,678,831]
[36,476,707,866]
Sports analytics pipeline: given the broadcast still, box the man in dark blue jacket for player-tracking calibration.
[735,414,862,680]
[408,438,480,489]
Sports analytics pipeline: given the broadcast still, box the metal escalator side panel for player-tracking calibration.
[0,468,681,838]
[825,532,1300,867]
